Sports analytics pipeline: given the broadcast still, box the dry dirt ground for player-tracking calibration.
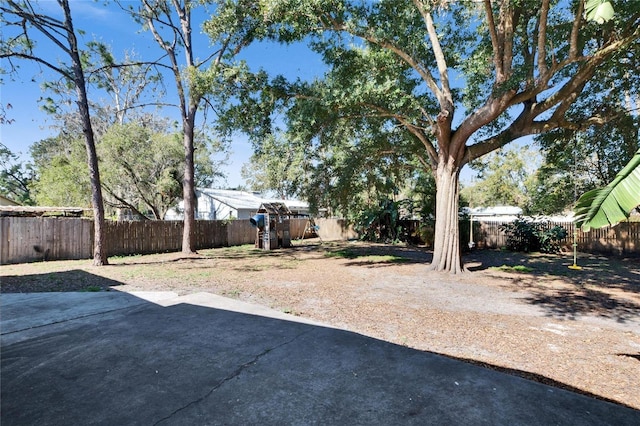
[2,240,639,410]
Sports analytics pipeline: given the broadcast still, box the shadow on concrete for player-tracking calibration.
[0,270,124,293]
[2,276,639,425]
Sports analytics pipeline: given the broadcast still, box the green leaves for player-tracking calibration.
[585,0,614,24]
[99,119,185,219]
[462,146,538,211]
[0,143,35,205]
[574,149,640,231]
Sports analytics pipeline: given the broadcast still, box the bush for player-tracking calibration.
[538,226,568,253]
[499,217,567,254]
[355,198,401,243]
[499,217,540,252]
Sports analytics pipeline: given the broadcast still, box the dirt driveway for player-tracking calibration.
[2,240,639,409]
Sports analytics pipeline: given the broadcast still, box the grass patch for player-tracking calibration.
[109,254,142,261]
[278,258,301,269]
[239,264,271,272]
[324,249,359,259]
[202,244,264,259]
[490,264,534,273]
[360,255,410,263]
[224,244,260,253]
[325,248,410,264]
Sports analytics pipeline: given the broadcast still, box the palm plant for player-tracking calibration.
[574,149,640,231]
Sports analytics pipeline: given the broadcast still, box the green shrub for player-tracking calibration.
[499,217,567,254]
[499,217,540,252]
[538,226,568,253]
[355,198,402,243]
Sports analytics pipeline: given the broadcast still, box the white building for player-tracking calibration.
[164,189,310,220]
[462,205,575,223]
[462,206,523,222]
[0,195,20,206]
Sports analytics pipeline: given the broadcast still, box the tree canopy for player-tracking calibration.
[0,143,35,205]
[100,118,224,220]
[209,0,640,273]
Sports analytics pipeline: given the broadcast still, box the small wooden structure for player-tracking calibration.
[251,202,292,250]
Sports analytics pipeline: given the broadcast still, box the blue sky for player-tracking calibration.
[1,0,325,188]
[1,0,485,190]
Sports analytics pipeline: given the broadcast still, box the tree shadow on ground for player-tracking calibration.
[523,287,640,322]
[464,249,639,293]
[324,243,432,267]
[464,249,640,322]
[107,241,332,264]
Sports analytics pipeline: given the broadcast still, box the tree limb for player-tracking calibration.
[537,0,550,77]
[482,0,504,82]
[569,0,585,59]
[411,0,452,108]
[0,51,72,79]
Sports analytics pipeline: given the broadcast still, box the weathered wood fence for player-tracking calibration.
[3,216,637,265]
[468,220,639,255]
[0,217,337,264]
[1,217,94,265]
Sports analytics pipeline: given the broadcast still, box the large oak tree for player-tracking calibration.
[213,0,640,273]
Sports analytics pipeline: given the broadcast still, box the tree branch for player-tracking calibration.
[411,0,452,107]
[482,0,504,82]
[102,182,152,220]
[569,0,585,59]
[534,28,639,118]
[3,0,72,55]
[0,51,72,79]
[537,0,550,77]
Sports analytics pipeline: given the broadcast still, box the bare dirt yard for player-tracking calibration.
[2,240,639,410]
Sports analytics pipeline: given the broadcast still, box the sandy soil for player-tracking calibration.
[2,240,639,410]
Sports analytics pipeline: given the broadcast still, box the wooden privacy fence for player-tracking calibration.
[1,217,336,264]
[103,220,234,256]
[470,220,639,255]
[5,215,635,264]
[0,217,94,265]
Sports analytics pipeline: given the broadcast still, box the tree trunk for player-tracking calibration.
[181,110,197,254]
[429,158,464,273]
[63,0,108,266]
[85,132,108,266]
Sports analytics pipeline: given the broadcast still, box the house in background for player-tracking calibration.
[462,206,523,222]
[0,195,21,206]
[164,188,310,220]
[462,205,575,224]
